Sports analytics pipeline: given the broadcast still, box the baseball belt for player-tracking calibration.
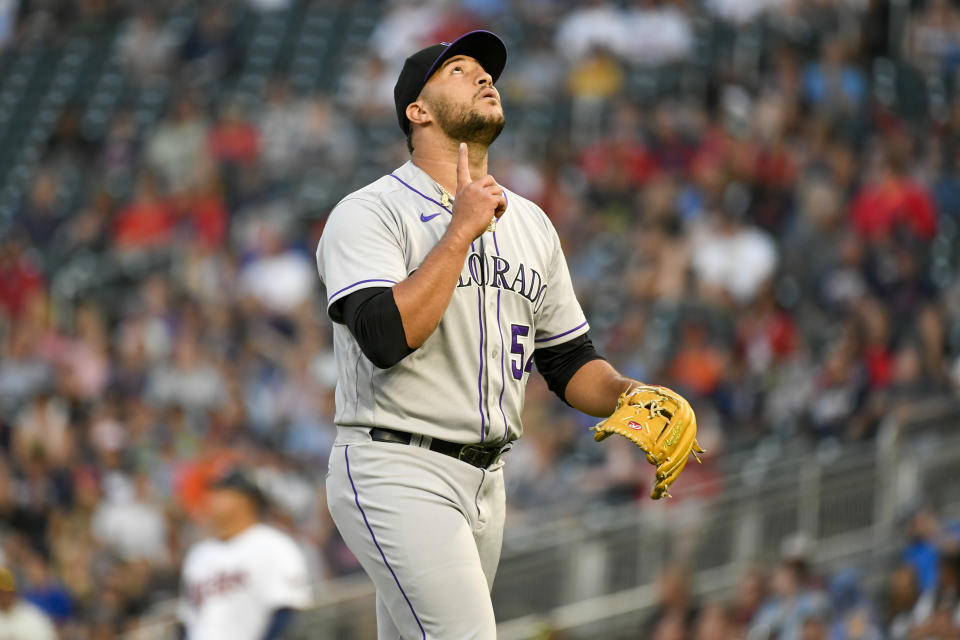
[369,428,505,469]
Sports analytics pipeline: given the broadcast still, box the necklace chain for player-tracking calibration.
[434,180,496,233]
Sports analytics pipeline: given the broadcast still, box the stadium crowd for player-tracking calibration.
[1,0,960,638]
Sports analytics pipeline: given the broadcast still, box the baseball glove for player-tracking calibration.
[593,385,704,499]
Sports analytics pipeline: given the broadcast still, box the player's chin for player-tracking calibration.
[475,99,504,116]
[477,105,505,125]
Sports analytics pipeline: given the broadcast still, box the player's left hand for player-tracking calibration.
[592,385,705,499]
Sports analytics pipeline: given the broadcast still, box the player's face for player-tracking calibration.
[421,55,505,146]
[205,488,257,539]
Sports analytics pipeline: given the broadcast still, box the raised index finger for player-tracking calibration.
[457,142,471,188]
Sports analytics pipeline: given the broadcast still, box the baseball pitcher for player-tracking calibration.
[316,30,702,639]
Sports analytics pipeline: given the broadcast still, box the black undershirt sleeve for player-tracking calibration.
[534,334,606,405]
[330,287,414,369]
[330,286,603,386]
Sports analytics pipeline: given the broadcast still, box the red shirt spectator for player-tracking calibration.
[113,200,174,249]
[0,241,44,319]
[208,104,259,165]
[849,158,937,241]
[171,181,228,248]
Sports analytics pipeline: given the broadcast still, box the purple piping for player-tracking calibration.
[535,320,589,343]
[389,171,474,252]
[329,278,398,302]
[389,174,451,214]
[476,289,486,441]
[492,230,509,439]
[345,446,425,640]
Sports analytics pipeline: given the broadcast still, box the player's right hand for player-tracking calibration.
[449,142,506,241]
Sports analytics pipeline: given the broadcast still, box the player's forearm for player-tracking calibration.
[393,229,473,348]
[564,359,638,417]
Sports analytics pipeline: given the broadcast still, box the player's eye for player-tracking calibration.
[452,65,462,74]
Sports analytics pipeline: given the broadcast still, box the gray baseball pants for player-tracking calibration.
[326,437,506,640]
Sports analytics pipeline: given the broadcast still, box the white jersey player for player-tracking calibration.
[177,470,312,640]
[317,31,646,639]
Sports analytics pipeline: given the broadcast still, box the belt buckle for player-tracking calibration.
[458,444,495,468]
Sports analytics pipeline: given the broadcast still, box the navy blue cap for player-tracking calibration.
[393,30,507,135]
[209,468,267,508]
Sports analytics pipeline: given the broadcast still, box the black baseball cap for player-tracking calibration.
[394,30,507,135]
[209,468,267,509]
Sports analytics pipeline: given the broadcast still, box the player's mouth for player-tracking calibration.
[476,87,499,102]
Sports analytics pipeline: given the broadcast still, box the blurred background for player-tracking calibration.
[0,0,960,638]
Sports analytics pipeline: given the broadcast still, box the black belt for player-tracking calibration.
[369,428,504,469]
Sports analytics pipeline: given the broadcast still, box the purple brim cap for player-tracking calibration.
[394,30,507,135]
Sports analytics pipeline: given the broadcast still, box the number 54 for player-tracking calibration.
[510,324,535,380]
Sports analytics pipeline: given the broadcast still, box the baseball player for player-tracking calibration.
[316,30,701,639]
[176,469,312,640]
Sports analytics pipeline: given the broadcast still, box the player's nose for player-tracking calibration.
[475,70,493,86]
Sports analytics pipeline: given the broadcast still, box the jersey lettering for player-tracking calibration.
[455,253,547,311]
[186,570,249,609]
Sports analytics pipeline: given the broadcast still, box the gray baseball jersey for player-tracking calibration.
[316,160,588,445]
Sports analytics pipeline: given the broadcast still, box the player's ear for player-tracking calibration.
[406,100,432,127]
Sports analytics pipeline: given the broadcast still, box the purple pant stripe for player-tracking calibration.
[344,446,426,640]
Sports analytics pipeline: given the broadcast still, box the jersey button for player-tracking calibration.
[491,348,499,359]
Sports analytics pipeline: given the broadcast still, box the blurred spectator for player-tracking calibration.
[370,0,442,62]
[258,79,307,180]
[0,567,57,640]
[19,552,73,624]
[750,551,829,640]
[12,391,73,469]
[622,0,694,67]
[668,317,729,398]
[731,567,768,635]
[208,101,260,168]
[180,4,239,83]
[0,0,14,50]
[112,173,176,251]
[92,471,169,565]
[146,97,211,194]
[17,171,64,249]
[689,182,778,305]
[239,223,314,316]
[100,111,140,187]
[643,566,699,638]
[802,37,868,119]
[147,333,227,415]
[828,568,885,640]
[118,8,177,84]
[692,601,736,640]
[911,550,960,637]
[907,0,960,76]
[554,0,626,62]
[904,507,943,593]
[0,236,44,321]
[705,0,789,25]
[340,54,399,123]
[849,151,937,244]
[887,564,923,640]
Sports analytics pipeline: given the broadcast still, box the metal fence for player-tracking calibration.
[282,397,960,640]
